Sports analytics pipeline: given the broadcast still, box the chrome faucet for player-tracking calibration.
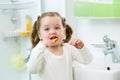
[103,35,120,63]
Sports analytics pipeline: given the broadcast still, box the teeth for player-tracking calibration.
[52,38,58,42]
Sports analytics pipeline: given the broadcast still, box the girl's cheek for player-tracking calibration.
[41,35,48,40]
[45,35,50,39]
[59,34,64,40]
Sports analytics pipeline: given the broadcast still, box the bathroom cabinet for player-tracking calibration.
[74,0,120,18]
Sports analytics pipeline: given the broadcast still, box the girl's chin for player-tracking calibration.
[49,43,60,47]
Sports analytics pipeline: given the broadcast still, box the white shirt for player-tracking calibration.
[43,50,68,80]
[27,42,92,80]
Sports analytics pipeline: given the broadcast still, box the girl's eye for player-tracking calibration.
[44,28,49,31]
[55,27,60,29]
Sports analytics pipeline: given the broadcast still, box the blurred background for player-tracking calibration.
[0,0,120,80]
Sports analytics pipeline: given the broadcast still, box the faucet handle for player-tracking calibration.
[103,35,110,44]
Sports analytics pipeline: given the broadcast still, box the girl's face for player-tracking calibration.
[38,16,65,46]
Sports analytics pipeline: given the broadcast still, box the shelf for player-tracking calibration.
[4,31,31,37]
[0,1,36,10]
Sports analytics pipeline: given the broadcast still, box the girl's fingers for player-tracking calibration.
[70,39,77,45]
[69,38,84,49]
[69,38,80,46]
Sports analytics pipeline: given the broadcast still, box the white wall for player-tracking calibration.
[41,0,65,17]
[76,18,120,44]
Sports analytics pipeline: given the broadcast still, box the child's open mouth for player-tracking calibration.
[50,36,58,42]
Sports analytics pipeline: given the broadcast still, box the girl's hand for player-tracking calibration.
[69,38,84,49]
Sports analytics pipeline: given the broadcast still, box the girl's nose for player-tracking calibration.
[50,29,56,34]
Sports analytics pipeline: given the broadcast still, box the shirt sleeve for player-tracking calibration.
[72,46,93,64]
[27,41,46,74]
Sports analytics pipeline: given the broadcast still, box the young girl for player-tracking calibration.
[27,12,92,80]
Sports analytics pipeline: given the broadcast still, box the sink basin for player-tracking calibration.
[73,63,120,80]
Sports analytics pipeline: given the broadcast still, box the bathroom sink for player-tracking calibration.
[73,63,120,80]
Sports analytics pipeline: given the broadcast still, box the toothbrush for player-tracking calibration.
[50,36,58,42]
